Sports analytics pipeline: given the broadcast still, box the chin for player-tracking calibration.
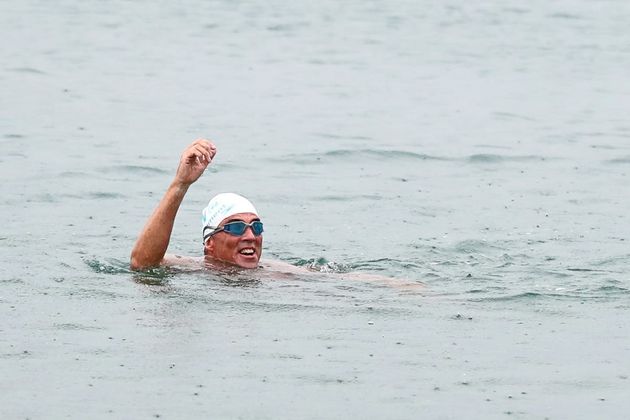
[234,256,260,269]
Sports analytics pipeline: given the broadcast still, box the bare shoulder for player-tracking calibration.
[259,259,424,290]
[161,254,205,268]
[158,256,424,291]
[258,258,312,275]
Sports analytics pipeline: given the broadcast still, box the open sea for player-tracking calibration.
[2,1,630,418]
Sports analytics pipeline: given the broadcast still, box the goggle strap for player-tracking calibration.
[202,225,220,243]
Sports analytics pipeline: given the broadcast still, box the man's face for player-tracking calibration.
[205,212,263,269]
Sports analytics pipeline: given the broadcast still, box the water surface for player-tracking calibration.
[1,1,629,418]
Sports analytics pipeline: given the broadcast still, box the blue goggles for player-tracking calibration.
[204,221,264,241]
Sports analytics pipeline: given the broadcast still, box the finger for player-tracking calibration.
[192,145,211,164]
[198,144,213,162]
[196,139,216,160]
[183,148,198,163]
[194,138,213,148]
[196,138,216,152]
[202,142,217,161]
[183,145,204,164]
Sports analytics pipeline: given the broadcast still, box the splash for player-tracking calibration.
[84,258,172,279]
[292,257,352,273]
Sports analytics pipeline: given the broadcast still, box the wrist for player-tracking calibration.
[169,179,191,194]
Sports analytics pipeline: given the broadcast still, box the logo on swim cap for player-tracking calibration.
[202,193,258,240]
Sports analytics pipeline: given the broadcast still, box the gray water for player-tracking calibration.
[2,1,630,418]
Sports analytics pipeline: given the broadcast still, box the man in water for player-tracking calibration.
[131,138,265,270]
[130,139,422,289]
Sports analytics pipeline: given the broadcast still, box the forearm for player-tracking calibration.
[130,181,190,270]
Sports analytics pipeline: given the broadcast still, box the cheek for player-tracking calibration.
[215,237,234,257]
[228,237,243,252]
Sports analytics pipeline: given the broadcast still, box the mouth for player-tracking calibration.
[233,245,261,269]
[238,247,257,257]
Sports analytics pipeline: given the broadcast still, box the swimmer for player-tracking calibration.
[130,139,253,270]
[130,139,422,289]
[130,138,298,272]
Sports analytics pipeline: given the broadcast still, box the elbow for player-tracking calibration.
[130,252,161,271]
[130,255,141,271]
[130,252,149,271]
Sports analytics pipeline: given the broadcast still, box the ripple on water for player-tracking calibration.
[548,12,583,20]
[592,255,630,267]
[312,132,372,141]
[589,143,630,150]
[605,156,630,164]
[84,257,268,288]
[58,171,97,178]
[350,258,423,271]
[314,194,383,202]
[293,374,359,385]
[566,267,610,273]
[323,149,445,161]
[1,277,24,284]
[84,258,135,275]
[270,149,448,165]
[595,285,629,295]
[466,154,547,164]
[452,239,507,254]
[86,192,128,200]
[97,165,169,175]
[469,291,555,302]
[7,67,47,74]
[28,193,59,203]
[469,284,630,302]
[1,351,32,360]
[53,323,104,331]
[492,111,537,121]
[49,191,130,200]
[465,285,509,294]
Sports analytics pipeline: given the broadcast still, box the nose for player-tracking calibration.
[241,225,256,240]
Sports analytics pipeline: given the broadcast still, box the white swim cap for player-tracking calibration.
[202,193,258,241]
